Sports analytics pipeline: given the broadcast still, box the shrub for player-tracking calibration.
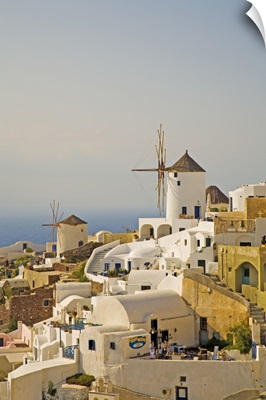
[66,373,95,387]
[80,275,88,282]
[0,370,7,382]
[8,317,18,332]
[14,255,32,267]
[228,322,252,354]
[205,336,229,351]
[47,380,56,396]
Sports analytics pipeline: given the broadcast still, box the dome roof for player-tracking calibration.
[93,290,189,327]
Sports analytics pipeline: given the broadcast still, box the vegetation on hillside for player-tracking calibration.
[71,261,87,281]
[66,373,95,387]
[206,322,252,355]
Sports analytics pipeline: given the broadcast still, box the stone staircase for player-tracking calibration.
[249,303,266,345]
[207,274,266,345]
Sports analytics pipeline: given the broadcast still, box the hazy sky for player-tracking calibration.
[1,0,266,220]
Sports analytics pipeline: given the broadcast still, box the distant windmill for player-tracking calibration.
[42,201,64,256]
[132,124,166,215]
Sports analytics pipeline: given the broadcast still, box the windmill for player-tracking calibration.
[42,201,64,257]
[132,124,166,215]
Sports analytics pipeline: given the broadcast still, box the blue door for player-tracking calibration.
[115,263,121,273]
[194,205,200,219]
[242,267,250,285]
[176,387,188,400]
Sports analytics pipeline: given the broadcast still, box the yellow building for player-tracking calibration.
[218,244,266,309]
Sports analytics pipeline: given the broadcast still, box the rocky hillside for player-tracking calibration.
[62,242,102,263]
[206,185,229,204]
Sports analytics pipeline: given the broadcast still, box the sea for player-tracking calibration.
[0,208,159,247]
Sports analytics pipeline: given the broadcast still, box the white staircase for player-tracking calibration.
[85,241,120,275]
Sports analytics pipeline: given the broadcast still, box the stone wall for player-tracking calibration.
[113,386,160,400]
[0,287,53,328]
[43,385,88,400]
[53,263,78,274]
[181,270,249,339]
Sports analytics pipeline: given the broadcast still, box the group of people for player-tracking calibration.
[149,340,170,359]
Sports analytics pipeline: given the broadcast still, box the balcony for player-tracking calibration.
[215,219,255,234]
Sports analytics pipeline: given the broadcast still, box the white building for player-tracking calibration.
[80,288,195,377]
[229,182,266,212]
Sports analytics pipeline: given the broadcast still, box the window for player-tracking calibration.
[179,228,185,232]
[198,260,206,267]
[78,241,83,247]
[200,317,207,330]
[180,376,187,382]
[177,181,181,186]
[244,268,250,277]
[104,263,110,271]
[141,285,151,290]
[206,238,211,247]
[197,240,200,247]
[174,172,178,177]
[184,239,187,246]
[182,206,187,215]
[240,242,251,247]
[81,228,83,232]
[66,266,70,272]
[88,340,96,351]
[43,299,49,307]
[32,281,35,288]
[110,342,116,350]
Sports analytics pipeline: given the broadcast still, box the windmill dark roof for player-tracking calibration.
[206,186,229,204]
[166,150,205,172]
[60,215,87,226]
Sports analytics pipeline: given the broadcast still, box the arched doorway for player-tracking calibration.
[157,224,172,239]
[235,262,258,293]
[139,224,154,240]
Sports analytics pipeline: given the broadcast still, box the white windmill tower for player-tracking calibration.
[132,125,206,220]
[42,201,64,258]
[42,202,88,258]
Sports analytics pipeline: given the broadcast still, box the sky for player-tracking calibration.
[1,0,266,227]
